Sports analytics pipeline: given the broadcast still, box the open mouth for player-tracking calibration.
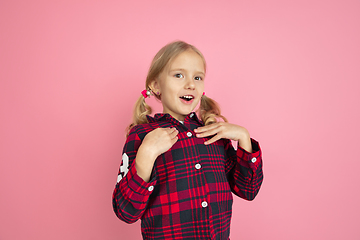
[180,95,194,102]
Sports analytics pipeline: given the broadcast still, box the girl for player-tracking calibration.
[112,41,263,240]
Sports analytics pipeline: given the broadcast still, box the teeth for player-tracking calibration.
[181,95,193,99]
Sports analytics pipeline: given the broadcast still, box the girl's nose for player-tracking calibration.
[185,78,195,89]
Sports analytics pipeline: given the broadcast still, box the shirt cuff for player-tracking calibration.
[237,138,262,171]
[121,161,157,197]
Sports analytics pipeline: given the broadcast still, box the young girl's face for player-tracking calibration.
[152,49,205,121]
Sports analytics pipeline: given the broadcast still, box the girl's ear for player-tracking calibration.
[149,79,160,95]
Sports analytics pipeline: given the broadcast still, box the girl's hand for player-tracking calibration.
[194,123,252,153]
[140,127,179,159]
[135,127,178,182]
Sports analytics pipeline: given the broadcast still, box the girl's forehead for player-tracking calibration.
[167,50,206,71]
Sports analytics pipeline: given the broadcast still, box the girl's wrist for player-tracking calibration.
[236,127,250,142]
[237,129,252,153]
[238,137,252,153]
[138,144,158,162]
[135,145,158,182]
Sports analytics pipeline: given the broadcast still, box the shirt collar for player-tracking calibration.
[146,112,203,125]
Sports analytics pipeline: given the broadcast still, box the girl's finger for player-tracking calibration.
[196,126,221,138]
[169,129,179,139]
[194,123,219,133]
[164,127,176,135]
[170,136,178,145]
[204,134,221,145]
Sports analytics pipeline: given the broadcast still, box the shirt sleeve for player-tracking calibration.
[224,138,263,201]
[112,127,157,223]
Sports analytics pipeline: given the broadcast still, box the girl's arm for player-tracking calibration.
[135,127,178,182]
[112,127,178,223]
[224,137,263,200]
[195,123,263,200]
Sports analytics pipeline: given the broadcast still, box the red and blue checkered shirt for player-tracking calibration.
[113,112,263,240]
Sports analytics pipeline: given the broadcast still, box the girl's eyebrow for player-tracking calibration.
[169,68,205,75]
[169,68,186,72]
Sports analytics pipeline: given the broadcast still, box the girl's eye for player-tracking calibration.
[174,73,184,78]
[194,76,202,81]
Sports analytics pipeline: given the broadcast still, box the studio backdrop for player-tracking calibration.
[1,0,359,239]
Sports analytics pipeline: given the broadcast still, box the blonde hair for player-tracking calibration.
[127,40,227,135]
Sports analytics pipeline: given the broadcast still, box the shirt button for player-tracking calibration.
[148,186,154,191]
[201,201,208,208]
[195,163,201,170]
[251,157,257,163]
[187,132,192,137]
[189,113,194,118]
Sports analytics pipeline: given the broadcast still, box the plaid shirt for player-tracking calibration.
[112,112,263,240]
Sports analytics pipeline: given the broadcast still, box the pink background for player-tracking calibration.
[1,0,359,239]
